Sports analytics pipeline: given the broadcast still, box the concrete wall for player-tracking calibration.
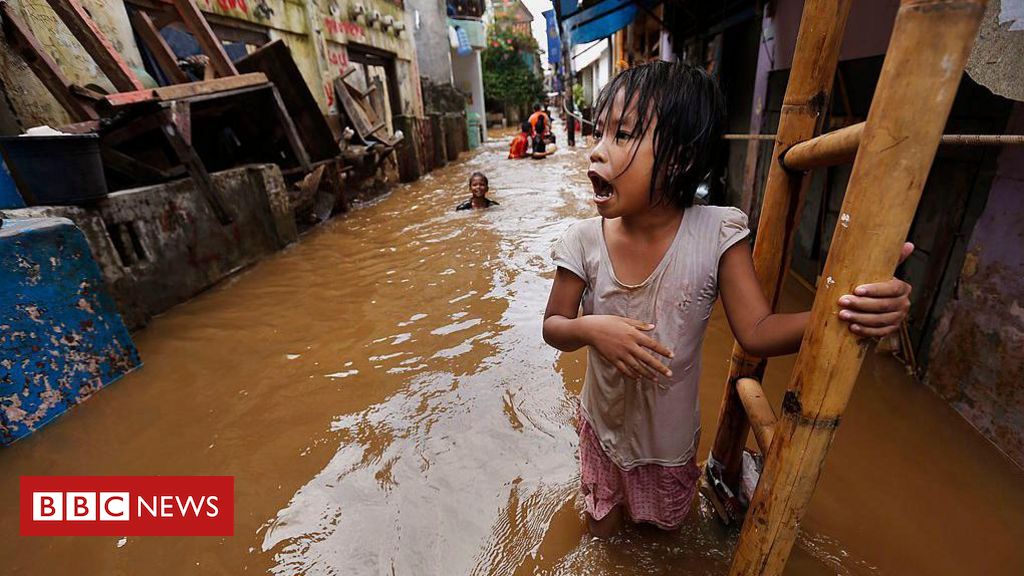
[926,106,1024,468]
[407,0,454,85]
[3,164,297,330]
[451,47,485,140]
[0,217,141,445]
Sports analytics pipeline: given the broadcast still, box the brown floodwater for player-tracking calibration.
[3,124,1023,575]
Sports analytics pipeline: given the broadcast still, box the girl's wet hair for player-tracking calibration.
[593,61,725,209]
[469,172,489,187]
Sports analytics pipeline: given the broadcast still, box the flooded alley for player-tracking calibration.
[3,128,1024,575]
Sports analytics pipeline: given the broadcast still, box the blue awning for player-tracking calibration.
[561,0,643,46]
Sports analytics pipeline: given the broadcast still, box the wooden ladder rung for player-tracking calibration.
[736,377,777,454]
[782,122,864,172]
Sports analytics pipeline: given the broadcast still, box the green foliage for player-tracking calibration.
[573,83,585,110]
[482,16,544,113]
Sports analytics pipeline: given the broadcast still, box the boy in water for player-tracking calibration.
[456,172,499,210]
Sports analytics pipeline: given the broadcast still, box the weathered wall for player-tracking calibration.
[0,217,141,445]
[406,0,453,85]
[927,105,1024,468]
[966,0,1024,102]
[3,164,298,329]
[0,0,145,128]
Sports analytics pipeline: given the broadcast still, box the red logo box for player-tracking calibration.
[20,476,234,536]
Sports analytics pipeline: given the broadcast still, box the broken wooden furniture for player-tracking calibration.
[237,40,339,164]
[699,0,989,574]
[94,73,312,223]
[0,0,323,225]
[333,70,403,149]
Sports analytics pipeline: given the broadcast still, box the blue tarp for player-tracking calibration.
[562,0,644,46]
[543,10,561,65]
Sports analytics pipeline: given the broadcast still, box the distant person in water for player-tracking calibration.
[509,121,532,159]
[456,172,499,210]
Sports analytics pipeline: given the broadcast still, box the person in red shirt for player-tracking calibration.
[528,104,551,139]
[509,121,532,159]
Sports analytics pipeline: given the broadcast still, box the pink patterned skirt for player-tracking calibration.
[577,412,701,530]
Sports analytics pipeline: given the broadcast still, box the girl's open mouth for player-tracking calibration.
[588,171,614,203]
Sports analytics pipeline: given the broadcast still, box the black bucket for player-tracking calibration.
[0,134,107,205]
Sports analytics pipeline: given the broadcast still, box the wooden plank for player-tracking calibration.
[57,120,102,133]
[235,39,339,162]
[101,73,268,108]
[730,1,988,574]
[160,108,233,224]
[69,84,105,101]
[129,10,189,84]
[44,0,145,92]
[101,145,180,182]
[169,100,190,145]
[269,85,312,172]
[171,0,237,77]
[0,2,97,121]
[333,76,378,143]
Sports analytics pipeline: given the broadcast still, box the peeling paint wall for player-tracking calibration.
[0,217,141,445]
[927,104,1024,468]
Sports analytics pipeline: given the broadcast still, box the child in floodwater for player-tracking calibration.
[509,121,532,159]
[542,62,914,537]
[456,172,499,210]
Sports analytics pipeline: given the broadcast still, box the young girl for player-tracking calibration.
[543,62,912,537]
[456,172,499,210]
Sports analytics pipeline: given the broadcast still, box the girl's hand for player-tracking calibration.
[837,242,915,337]
[582,315,674,382]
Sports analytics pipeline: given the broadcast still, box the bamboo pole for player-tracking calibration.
[730,1,987,574]
[708,0,853,496]
[736,378,776,453]
[781,122,863,171]
[726,131,1024,145]
[780,124,1024,171]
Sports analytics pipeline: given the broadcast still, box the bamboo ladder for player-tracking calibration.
[700,0,989,574]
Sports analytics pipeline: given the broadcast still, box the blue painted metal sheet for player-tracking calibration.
[0,159,24,209]
[563,0,641,46]
[0,217,141,445]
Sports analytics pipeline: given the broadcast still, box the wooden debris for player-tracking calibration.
[236,40,339,162]
[129,10,190,84]
[0,1,98,121]
[44,0,145,92]
[159,107,233,224]
[171,0,237,77]
[100,73,268,109]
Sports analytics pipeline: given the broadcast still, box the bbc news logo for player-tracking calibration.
[20,476,233,536]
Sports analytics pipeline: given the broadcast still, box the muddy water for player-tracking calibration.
[2,124,1023,575]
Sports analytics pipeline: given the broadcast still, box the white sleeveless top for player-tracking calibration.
[551,205,750,469]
